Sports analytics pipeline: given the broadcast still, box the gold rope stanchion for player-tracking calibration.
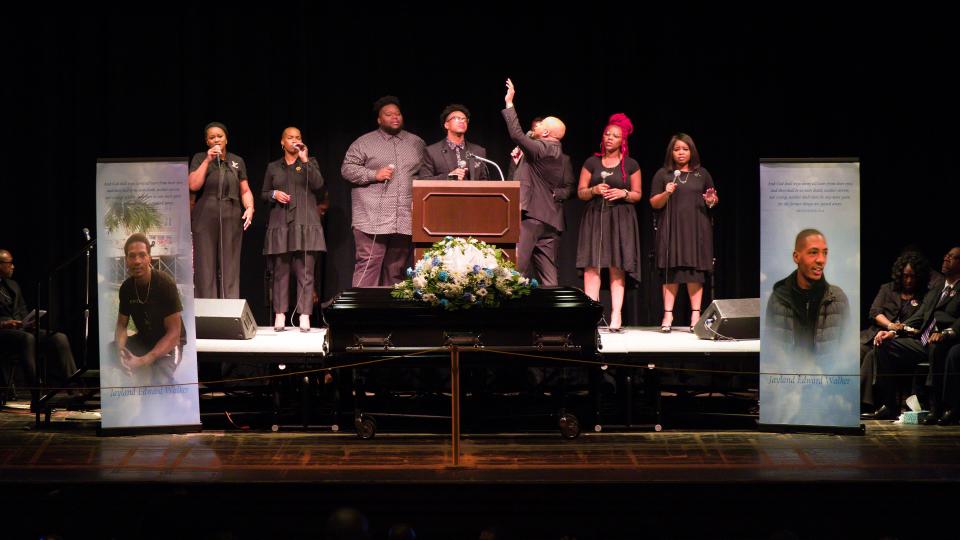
[450,346,461,467]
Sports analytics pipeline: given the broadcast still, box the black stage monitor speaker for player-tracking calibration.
[195,298,257,340]
[693,298,760,340]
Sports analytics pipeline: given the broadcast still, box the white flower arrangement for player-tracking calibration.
[391,236,537,310]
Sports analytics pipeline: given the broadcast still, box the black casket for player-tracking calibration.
[324,287,602,357]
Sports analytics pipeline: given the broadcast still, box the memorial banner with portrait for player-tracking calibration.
[759,159,860,430]
[95,159,200,431]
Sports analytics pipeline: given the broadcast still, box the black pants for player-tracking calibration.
[517,217,559,287]
[192,199,243,298]
[270,251,317,315]
[352,230,412,287]
[875,336,951,410]
[0,328,77,388]
[941,343,960,411]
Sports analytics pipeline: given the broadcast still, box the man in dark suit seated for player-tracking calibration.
[871,246,960,423]
[0,249,77,399]
[419,104,490,181]
[501,78,575,286]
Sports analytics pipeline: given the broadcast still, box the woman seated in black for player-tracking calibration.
[860,251,931,412]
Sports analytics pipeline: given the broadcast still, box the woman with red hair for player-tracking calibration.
[575,113,642,331]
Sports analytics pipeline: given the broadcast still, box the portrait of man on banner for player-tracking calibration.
[765,228,850,372]
[759,160,861,430]
[113,233,187,387]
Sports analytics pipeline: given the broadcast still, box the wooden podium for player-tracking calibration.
[412,180,521,261]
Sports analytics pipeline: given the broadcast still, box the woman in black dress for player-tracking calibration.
[262,127,326,332]
[860,251,931,411]
[649,133,718,332]
[575,113,642,331]
[187,122,255,299]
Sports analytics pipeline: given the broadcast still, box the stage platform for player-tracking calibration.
[195,326,759,357]
[599,326,759,354]
[197,326,327,357]
[193,325,760,435]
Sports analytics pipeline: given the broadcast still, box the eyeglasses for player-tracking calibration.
[447,116,468,122]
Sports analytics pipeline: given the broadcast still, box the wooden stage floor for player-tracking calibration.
[2,406,959,539]
[2,411,959,484]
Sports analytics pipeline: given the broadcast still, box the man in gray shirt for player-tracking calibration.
[341,96,426,287]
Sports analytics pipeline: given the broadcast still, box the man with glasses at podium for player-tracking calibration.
[419,104,490,181]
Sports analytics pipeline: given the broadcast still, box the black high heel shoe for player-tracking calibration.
[690,309,701,333]
[609,311,623,333]
[660,310,673,333]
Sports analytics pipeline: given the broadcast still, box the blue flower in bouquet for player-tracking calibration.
[530,278,539,288]
[406,267,415,278]
[484,268,495,278]
[413,289,422,299]
[432,256,441,266]
[472,265,481,274]
[463,293,475,303]
[438,270,449,282]
[440,298,449,307]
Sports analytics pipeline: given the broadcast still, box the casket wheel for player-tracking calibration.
[355,415,377,440]
[558,413,580,439]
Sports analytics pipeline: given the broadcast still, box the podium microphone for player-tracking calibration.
[465,152,505,181]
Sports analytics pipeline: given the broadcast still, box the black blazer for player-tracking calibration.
[0,277,28,322]
[419,140,489,180]
[904,277,960,336]
[502,107,571,231]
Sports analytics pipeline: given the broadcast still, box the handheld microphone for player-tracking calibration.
[672,170,681,183]
[214,144,222,167]
[294,143,305,151]
[82,227,91,242]
[448,160,468,180]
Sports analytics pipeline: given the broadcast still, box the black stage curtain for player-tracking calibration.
[1,7,951,366]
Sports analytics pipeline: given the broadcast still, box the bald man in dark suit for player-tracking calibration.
[501,78,574,286]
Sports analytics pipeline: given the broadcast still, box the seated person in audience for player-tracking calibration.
[860,251,933,412]
[870,246,960,422]
[0,248,77,397]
